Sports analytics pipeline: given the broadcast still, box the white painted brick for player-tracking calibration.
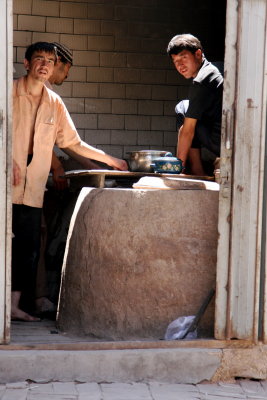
[13,0,32,15]
[88,36,114,51]
[62,97,85,113]
[74,19,101,35]
[140,69,166,85]
[87,4,114,19]
[99,83,125,99]
[127,53,154,69]
[18,15,46,32]
[125,115,150,130]
[100,52,126,68]
[114,68,140,84]
[73,51,99,66]
[123,145,149,157]
[13,47,17,63]
[115,37,141,52]
[32,0,59,16]
[141,38,167,53]
[13,31,32,47]
[60,34,87,50]
[71,113,97,129]
[13,14,18,30]
[151,116,176,131]
[164,100,177,116]
[166,70,186,85]
[77,129,85,140]
[112,99,137,115]
[101,20,127,36]
[126,84,151,100]
[60,2,88,19]
[73,82,98,98]
[137,130,163,146]
[84,130,110,145]
[152,85,177,100]
[13,63,26,79]
[46,18,73,34]
[85,99,111,114]
[111,130,137,145]
[87,67,114,83]
[164,131,177,147]
[32,32,60,43]
[115,6,142,21]
[138,100,163,116]
[96,144,123,158]
[16,47,27,63]
[98,114,124,130]
[153,54,171,69]
[53,82,72,97]
[68,66,87,82]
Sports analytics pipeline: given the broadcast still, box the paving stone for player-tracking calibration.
[198,395,246,400]
[76,382,102,399]
[52,382,78,395]
[27,394,77,400]
[218,382,247,393]
[149,383,199,400]
[101,383,151,400]
[1,388,28,400]
[5,382,28,389]
[197,382,246,397]
[239,379,266,395]
[28,383,54,394]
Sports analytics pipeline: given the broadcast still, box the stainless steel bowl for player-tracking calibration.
[127,150,172,172]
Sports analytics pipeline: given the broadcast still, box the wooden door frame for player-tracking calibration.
[215,0,267,340]
[0,0,12,344]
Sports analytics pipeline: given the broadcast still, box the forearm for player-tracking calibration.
[64,141,128,170]
[65,141,112,164]
[177,126,195,166]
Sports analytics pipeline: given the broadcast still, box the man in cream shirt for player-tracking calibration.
[12,42,127,321]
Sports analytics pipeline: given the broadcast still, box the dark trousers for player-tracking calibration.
[12,204,42,308]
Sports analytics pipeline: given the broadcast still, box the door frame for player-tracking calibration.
[215,0,267,340]
[0,0,12,344]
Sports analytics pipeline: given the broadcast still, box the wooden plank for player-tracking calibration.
[215,0,238,339]
[261,9,267,344]
[227,0,267,339]
[0,0,12,345]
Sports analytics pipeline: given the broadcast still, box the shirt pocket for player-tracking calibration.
[34,122,57,150]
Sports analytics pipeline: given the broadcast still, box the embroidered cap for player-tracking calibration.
[52,42,73,65]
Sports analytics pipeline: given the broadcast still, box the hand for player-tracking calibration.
[13,159,21,186]
[51,164,68,190]
[110,158,128,171]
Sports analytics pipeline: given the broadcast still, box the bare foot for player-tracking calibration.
[11,307,40,322]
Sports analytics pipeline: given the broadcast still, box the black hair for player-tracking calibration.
[167,34,203,57]
[25,42,57,62]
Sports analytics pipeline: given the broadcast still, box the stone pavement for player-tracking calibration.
[1,380,267,400]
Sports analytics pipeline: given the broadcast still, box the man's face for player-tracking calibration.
[171,49,202,79]
[24,50,56,82]
[50,59,72,85]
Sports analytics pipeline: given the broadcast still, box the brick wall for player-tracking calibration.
[13,0,226,159]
